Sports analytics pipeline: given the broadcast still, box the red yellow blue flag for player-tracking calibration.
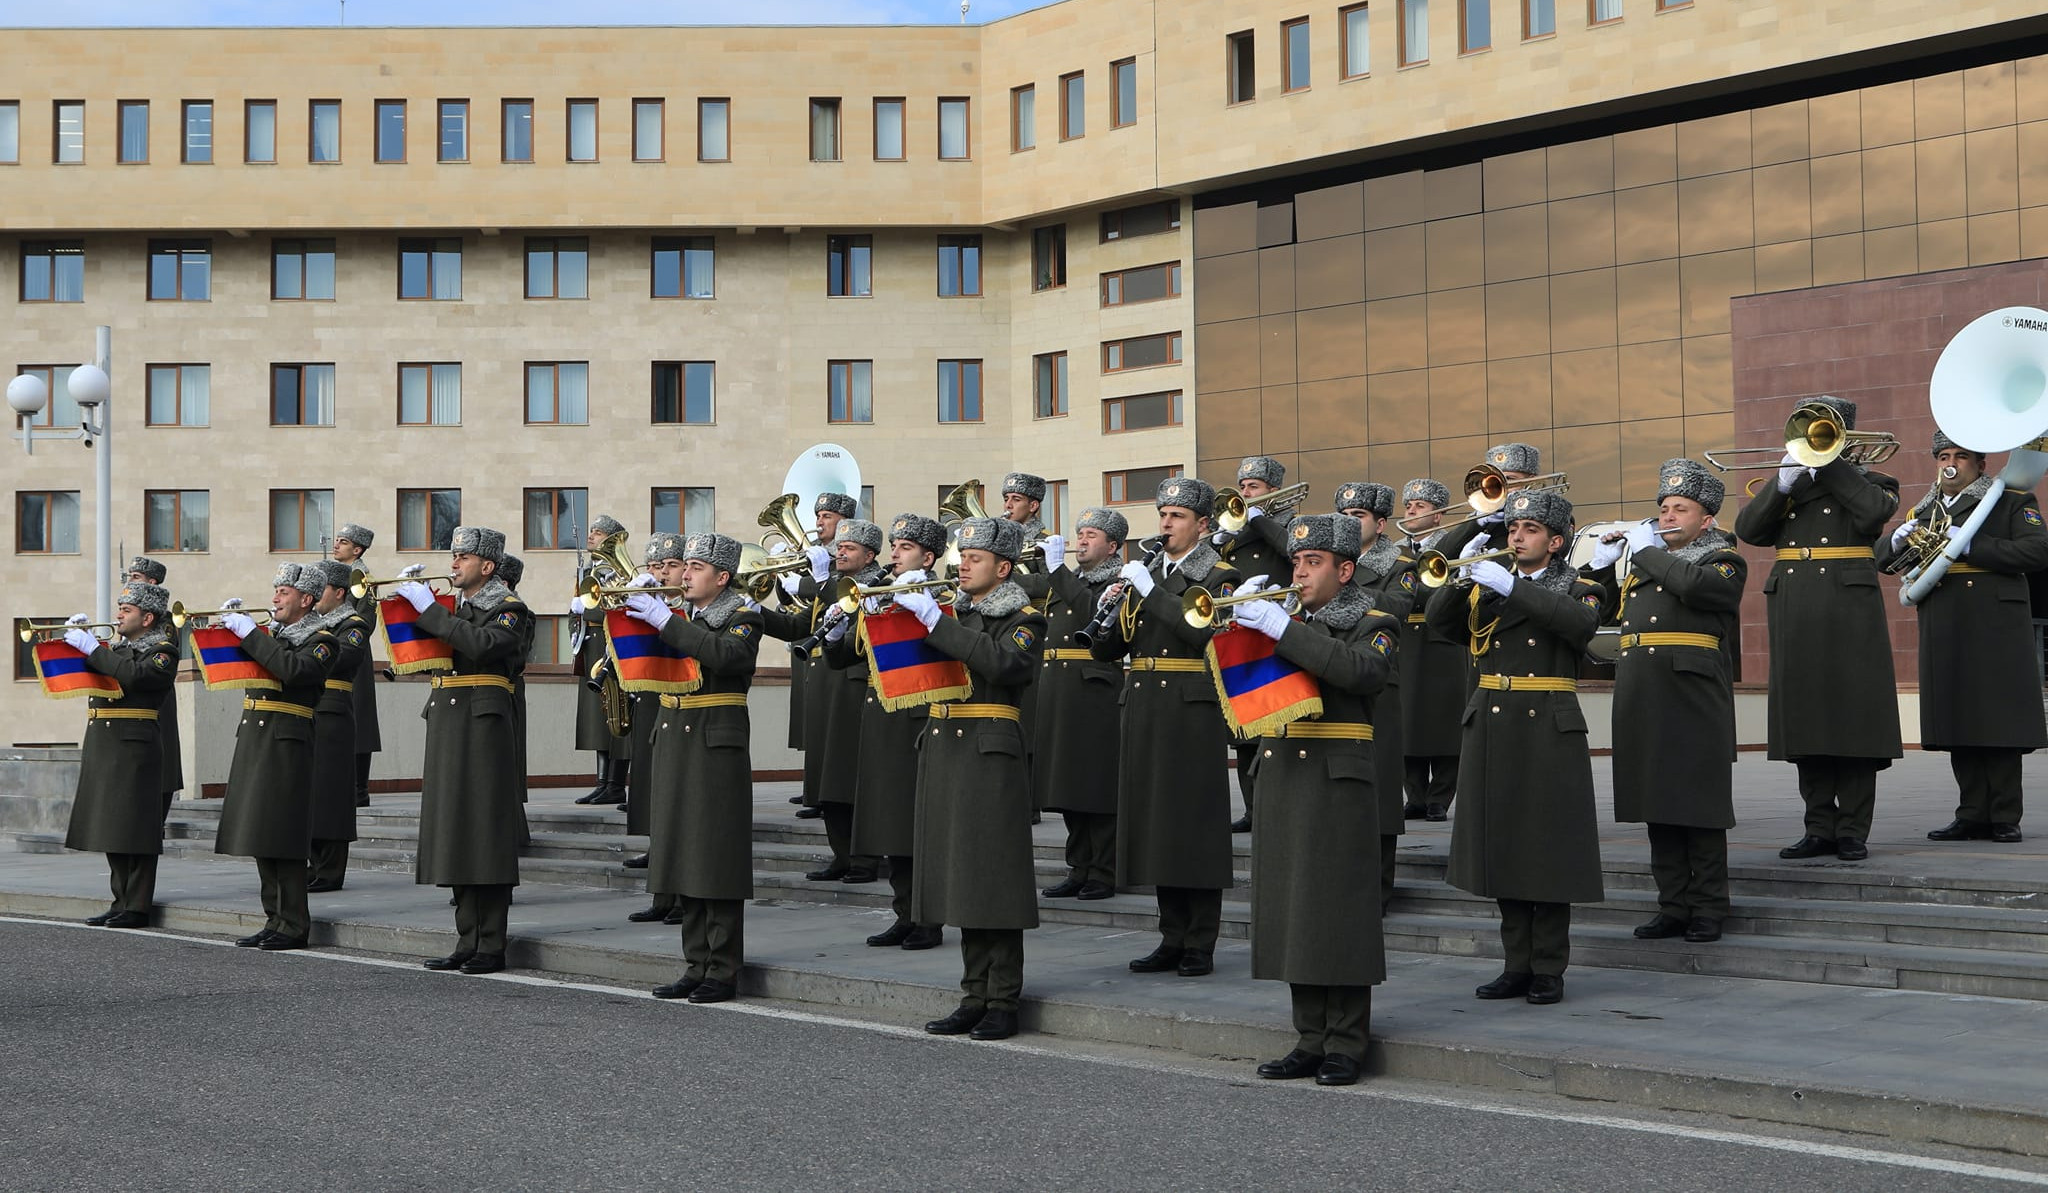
[380,595,457,675]
[189,626,284,693]
[32,641,123,700]
[860,606,972,712]
[604,609,703,695]
[1205,624,1323,739]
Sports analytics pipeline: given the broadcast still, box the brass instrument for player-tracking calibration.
[757,492,818,555]
[576,576,692,609]
[15,618,115,644]
[937,479,989,576]
[1465,465,1572,516]
[169,602,277,630]
[577,528,640,738]
[734,551,813,603]
[830,575,961,617]
[1416,547,1517,589]
[1702,401,1901,471]
[1181,584,1304,630]
[1215,482,1312,533]
[1881,496,1954,577]
[349,574,452,600]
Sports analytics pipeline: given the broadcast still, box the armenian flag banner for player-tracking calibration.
[604,609,702,695]
[189,626,283,693]
[31,641,122,700]
[1205,623,1323,739]
[380,595,458,675]
[860,606,972,712]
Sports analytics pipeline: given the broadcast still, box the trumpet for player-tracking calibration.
[830,575,961,617]
[169,602,276,630]
[1465,465,1572,516]
[349,573,452,600]
[15,618,116,644]
[1182,584,1304,630]
[1702,401,1901,471]
[576,575,692,609]
[1216,482,1312,533]
[1416,547,1517,588]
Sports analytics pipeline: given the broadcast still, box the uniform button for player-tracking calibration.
[1655,585,1664,593]
[1263,749,1273,758]
[1819,566,1827,574]
[932,728,940,736]
[1786,567,1796,575]
[1527,709,1536,718]
[684,724,692,732]
[1820,537,1829,545]
[1490,705,1501,714]
[1527,638,1536,646]
[1621,621,1631,628]
[1649,616,1658,623]
[1823,507,1833,514]
[1159,680,1167,688]
[1647,647,1657,654]
[258,719,266,726]
[955,729,964,738]
[1788,512,1798,519]
[1298,749,1309,759]
[1967,580,1975,588]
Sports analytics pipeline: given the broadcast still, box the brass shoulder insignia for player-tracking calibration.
[729,623,757,639]
[494,611,521,629]
[1398,571,1417,592]
[1368,628,1396,657]
[1011,625,1038,651]
[1022,604,1041,616]
[1711,561,1739,579]
[2024,507,2044,528]
[150,651,176,672]
[343,628,367,649]
[1579,593,1602,609]
[312,642,334,664]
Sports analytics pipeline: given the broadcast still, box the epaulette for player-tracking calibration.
[1021,604,1041,616]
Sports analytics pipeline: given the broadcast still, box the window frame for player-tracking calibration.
[0,100,18,165]
[374,98,406,163]
[826,234,874,298]
[181,100,213,164]
[1110,58,1138,128]
[267,363,335,428]
[397,361,463,427]
[502,98,534,163]
[1100,260,1183,308]
[1399,0,1430,66]
[1589,0,1623,25]
[1226,31,1257,105]
[267,488,334,553]
[827,359,874,425]
[524,361,591,426]
[308,99,341,163]
[650,360,717,426]
[1460,0,1492,52]
[650,486,716,538]
[566,98,599,162]
[270,237,336,301]
[697,98,730,162]
[522,487,589,551]
[1524,0,1558,38]
[1059,71,1085,141]
[1032,224,1067,292]
[15,490,81,554]
[1340,3,1372,78]
[872,97,906,162]
[1654,0,1691,10]
[1101,199,1182,242]
[1101,331,1184,374]
[14,366,79,430]
[397,488,463,552]
[19,240,84,304]
[1283,18,1313,92]
[1102,389,1185,433]
[53,100,85,164]
[936,234,983,298]
[397,237,463,301]
[808,96,842,163]
[143,489,209,554]
[116,99,148,164]
[632,97,664,162]
[244,99,276,163]
[650,235,715,300]
[146,362,212,428]
[936,359,984,425]
[523,236,589,301]
[1102,465,1183,506]
[438,99,469,162]
[146,239,211,302]
[937,97,971,161]
[1032,351,1069,420]
[1011,84,1035,152]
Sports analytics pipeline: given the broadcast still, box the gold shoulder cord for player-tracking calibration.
[1117,587,1141,641]
[1466,584,1500,659]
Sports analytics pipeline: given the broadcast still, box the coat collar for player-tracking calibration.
[1355,536,1400,581]
[1307,582,1371,630]
[957,579,1028,619]
[689,586,747,629]
[1152,540,1222,584]
[460,577,513,613]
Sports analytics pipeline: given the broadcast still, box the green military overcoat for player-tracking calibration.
[308,610,368,842]
[349,590,383,755]
[1397,530,1472,758]
[646,593,762,902]
[623,690,659,835]
[824,622,929,858]
[413,587,530,887]
[1030,562,1124,816]
[1355,540,1417,828]
[64,632,180,856]
[158,678,184,802]
[214,623,338,860]
[573,619,633,760]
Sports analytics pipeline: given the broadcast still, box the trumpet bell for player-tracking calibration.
[15,617,115,643]
[1415,547,1517,588]
[1215,482,1312,533]
[757,493,813,555]
[1180,584,1305,629]
[1930,306,2048,454]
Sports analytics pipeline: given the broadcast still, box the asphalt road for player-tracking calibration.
[3,921,2042,1192]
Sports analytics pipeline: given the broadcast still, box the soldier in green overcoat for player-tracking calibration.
[1088,476,1242,977]
[1393,480,1465,822]
[393,525,531,976]
[1424,490,1605,1005]
[1232,514,1402,1088]
[620,539,674,920]
[1031,507,1129,901]
[1879,431,2048,844]
[124,558,183,818]
[304,560,368,892]
[573,515,633,805]
[330,526,381,808]
[998,472,1050,797]
[62,581,180,928]
[215,565,338,951]
[896,516,1045,1042]
[1214,456,1295,832]
[1337,481,1416,912]
[761,492,856,816]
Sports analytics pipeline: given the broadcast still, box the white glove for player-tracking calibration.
[1211,530,1234,547]
[624,591,672,630]
[896,569,929,587]
[894,590,942,630]
[1237,574,1271,596]
[1477,510,1505,529]
[1244,505,1265,524]
[221,612,258,639]
[63,627,101,654]
[862,595,884,614]
[628,572,659,589]
[1232,596,1290,640]
[1588,537,1626,570]
[65,612,90,627]
[1039,535,1065,571]
[824,612,852,643]
[393,581,434,613]
[569,595,590,617]
[805,546,833,582]
[1468,559,1515,596]
[1944,525,1967,543]
[220,597,244,611]
[1624,521,1658,554]
[1890,522,1914,549]
[398,563,427,579]
[1120,561,1156,598]
[1777,452,1805,493]
[780,573,803,597]
[1457,534,1493,560]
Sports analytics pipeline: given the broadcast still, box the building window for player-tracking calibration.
[526,362,590,425]
[20,241,84,303]
[270,364,335,427]
[937,235,982,298]
[1590,0,1622,23]
[502,99,534,162]
[245,100,275,162]
[651,236,715,299]
[938,97,970,160]
[14,366,80,430]
[828,360,873,424]
[181,101,212,163]
[147,240,210,301]
[1033,351,1068,419]
[1104,465,1182,505]
[1226,32,1256,104]
[1011,85,1035,152]
[1655,0,1690,10]
[53,100,84,163]
[144,490,209,553]
[374,99,406,162]
[1461,0,1492,50]
[1342,4,1372,76]
[0,101,17,164]
[567,99,598,161]
[1101,199,1181,241]
[398,489,461,551]
[1401,0,1429,64]
[269,489,334,552]
[651,487,716,536]
[439,100,469,161]
[527,616,572,666]
[1101,261,1182,307]
[146,363,212,427]
[1285,19,1313,90]
[809,98,841,162]
[1103,390,1183,432]
[874,98,905,161]
[1032,224,1067,291]
[523,488,588,550]
[633,98,663,161]
[937,360,983,424]
[698,98,730,162]
[271,238,336,301]
[525,236,589,300]
[1110,58,1138,128]
[1103,331,1183,373]
[398,237,462,300]
[859,486,876,520]
[116,100,148,163]
[1060,72,1085,140]
[310,100,340,162]
[398,362,462,426]
[651,361,716,425]
[827,235,872,297]
[16,491,81,553]
[1045,480,1070,535]
[1525,0,1556,36]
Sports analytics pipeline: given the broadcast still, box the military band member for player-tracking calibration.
[766,492,856,818]
[1880,431,2048,844]
[574,515,633,806]
[1395,480,1463,823]
[1733,397,1903,862]
[1234,515,1401,1087]
[498,554,536,815]
[1435,442,1544,562]
[331,526,381,808]
[63,582,180,929]
[216,565,339,952]
[1584,461,1745,944]
[620,539,677,918]
[395,526,531,975]
[124,556,182,817]
[1336,482,1417,911]
[1001,472,1051,823]
[306,560,369,893]
[1425,491,1604,1004]
[1216,456,1294,833]
[824,513,949,950]
[999,471,1049,540]
[893,517,1045,1041]
[1033,508,1128,901]
[1089,477,1242,978]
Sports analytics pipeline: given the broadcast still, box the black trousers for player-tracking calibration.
[309,839,349,885]
[1062,811,1115,886]
[1950,747,2024,826]
[820,803,875,870]
[1645,823,1729,920]
[454,884,513,957]
[354,752,373,803]
[1794,756,1880,840]
[958,927,1024,1013]
[1496,898,1571,977]
[1404,756,1457,811]
[884,855,939,928]
[1157,886,1222,953]
[256,856,310,940]
[1235,741,1258,815]
[107,852,158,914]
[677,896,744,984]
[1291,983,1372,1061]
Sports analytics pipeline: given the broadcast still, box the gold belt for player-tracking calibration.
[1275,721,1373,741]
[1129,657,1206,673]
[242,698,314,718]
[1476,675,1577,693]
[1405,614,1428,625]
[1775,547,1873,561]
[430,674,515,692]
[658,693,749,709]
[88,708,157,721]
[1944,563,1987,574]
[1043,648,1093,661]
[324,679,354,692]
[928,703,1021,722]
[1617,632,1721,650]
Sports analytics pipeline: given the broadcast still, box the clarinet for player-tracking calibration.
[1073,537,1165,650]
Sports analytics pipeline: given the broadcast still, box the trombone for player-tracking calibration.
[169,602,276,630]
[1465,465,1571,516]
[350,574,453,600]
[1703,401,1901,471]
[1215,482,1312,533]
[15,618,115,644]
[1182,584,1304,630]
[1416,547,1517,589]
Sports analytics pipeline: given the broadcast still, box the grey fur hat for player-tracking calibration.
[1484,442,1542,475]
[310,559,354,592]
[683,532,743,576]
[1156,476,1217,518]
[127,556,168,584]
[1286,514,1363,561]
[1334,482,1395,518]
[1502,489,1574,538]
[1930,428,1979,456]
[955,516,1025,562]
[647,533,688,564]
[272,563,326,598]
[589,514,626,539]
[1401,478,1451,509]
[1001,473,1047,503]
[335,523,375,550]
[1808,395,1857,430]
[815,492,858,519]
[498,554,525,589]
[116,581,170,617]
[836,519,884,554]
[887,513,948,558]
[450,525,506,565]
[1655,459,1725,515]
[1237,456,1285,488]
[1076,507,1129,542]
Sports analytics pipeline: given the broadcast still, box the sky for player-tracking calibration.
[0,0,1063,24]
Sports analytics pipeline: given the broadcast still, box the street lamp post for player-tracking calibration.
[8,326,115,623]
